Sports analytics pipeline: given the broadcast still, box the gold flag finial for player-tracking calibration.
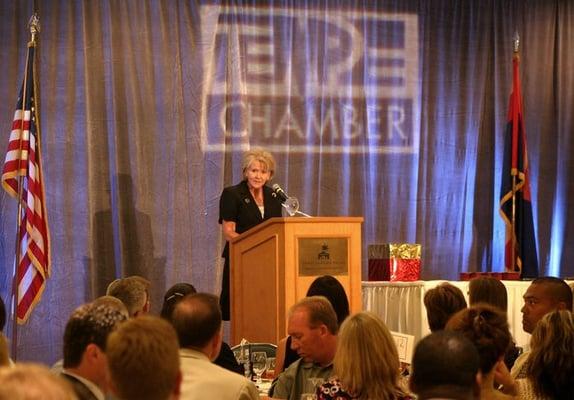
[513,31,520,53]
[28,13,40,44]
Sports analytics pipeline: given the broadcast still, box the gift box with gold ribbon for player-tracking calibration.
[368,243,421,281]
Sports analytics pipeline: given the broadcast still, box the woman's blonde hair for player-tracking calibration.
[333,312,406,400]
[527,310,574,399]
[242,148,276,179]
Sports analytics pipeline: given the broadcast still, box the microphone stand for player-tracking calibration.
[281,197,312,217]
[293,210,312,217]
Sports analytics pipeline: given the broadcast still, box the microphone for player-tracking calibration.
[271,184,290,203]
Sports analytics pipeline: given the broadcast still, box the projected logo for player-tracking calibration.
[200,6,419,154]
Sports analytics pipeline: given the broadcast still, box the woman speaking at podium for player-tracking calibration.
[218,148,283,320]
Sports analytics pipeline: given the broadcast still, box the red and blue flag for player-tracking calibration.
[499,54,538,278]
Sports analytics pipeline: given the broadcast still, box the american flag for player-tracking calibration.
[2,43,51,323]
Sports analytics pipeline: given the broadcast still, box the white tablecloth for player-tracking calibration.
[362,280,532,348]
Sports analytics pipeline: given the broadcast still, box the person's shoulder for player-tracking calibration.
[221,181,249,200]
[283,357,304,373]
[184,355,252,385]
[224,181,247,192]
[236,377,259,400]
[213,363,258,397]
[510,350,530,379]
[270,359,303,398]
[211,360,251,382]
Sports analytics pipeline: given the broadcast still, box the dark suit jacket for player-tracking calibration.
[219,180,283,258]
[214,341,244,375]
[61,372,100,400]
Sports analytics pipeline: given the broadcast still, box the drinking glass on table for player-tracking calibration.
[265,357,276,379]
[300,394,317,400]
[251,351,268,384]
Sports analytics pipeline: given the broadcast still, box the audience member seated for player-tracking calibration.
[106,275,150,317]
[511,276,572,379]
[468,277,520,369]
[91,295,130,319]
[161,282,242,374]
[171,292,258,400]
[106,316,181,400]
[446,304,514,400]
[0,296,8,367]
[468,276,507,311]
[51,296,130,375]
[502,310,574,399]
[275,275,349,374]
[409,331,480,400]
[61,302,127,400]
[0,333,8,367]
[423,282,467,332]
[160,282,197,319]
[317,311,412,400]
[270,296,338,400]
[0,363,78,400]
[0,296,5,332]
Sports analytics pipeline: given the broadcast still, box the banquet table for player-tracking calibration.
[362,280,536,349]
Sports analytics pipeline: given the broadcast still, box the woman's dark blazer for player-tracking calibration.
[219,180,283,258]
[218,180,283,319]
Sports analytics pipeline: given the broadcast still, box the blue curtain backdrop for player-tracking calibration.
[1,0,573,363]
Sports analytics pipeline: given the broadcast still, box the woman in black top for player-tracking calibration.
[218,148,283,320]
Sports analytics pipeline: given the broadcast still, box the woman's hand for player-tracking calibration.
[222,220,239,241]
[494,360,517,396]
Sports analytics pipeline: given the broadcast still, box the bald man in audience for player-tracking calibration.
[510,276,573,379]
[106,316,181,400]
[61,302,127,400]
[270,296,338,400]
[106,275,150,317]
[410,331,480,400]
[171,293,259,400]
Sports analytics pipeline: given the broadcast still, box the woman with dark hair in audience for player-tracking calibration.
[468,276,507,311]
[468,277,520,369]
[512,310,574,399]
[423,282,467,332]
[161,282,242,374]
[160,282,197,320]
[446,304,514,400]
[275,275,350,374]
[306,276,350,326]
[317,312,412,400]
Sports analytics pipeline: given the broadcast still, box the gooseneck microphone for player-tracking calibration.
[271,183,290,203]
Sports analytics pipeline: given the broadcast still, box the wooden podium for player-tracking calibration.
[229,217,363,345]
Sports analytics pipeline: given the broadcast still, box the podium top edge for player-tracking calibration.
[230,216,364,243]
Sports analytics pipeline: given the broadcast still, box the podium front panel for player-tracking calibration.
[230,217,362,346]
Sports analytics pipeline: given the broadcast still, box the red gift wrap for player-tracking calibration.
[368,243,421,282]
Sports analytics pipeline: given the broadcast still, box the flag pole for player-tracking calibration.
[9,13,40,361]
[510,32,520,272]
